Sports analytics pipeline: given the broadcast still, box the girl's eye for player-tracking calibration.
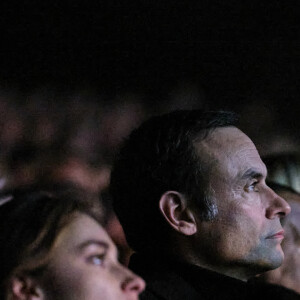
[88,254,105,266]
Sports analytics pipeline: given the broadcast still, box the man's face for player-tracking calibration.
[192,127,291,279]
[259,190,300,293]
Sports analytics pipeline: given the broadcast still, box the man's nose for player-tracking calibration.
[121,271,146,296]
[266,188,291,219]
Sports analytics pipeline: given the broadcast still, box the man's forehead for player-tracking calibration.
[195,126,253,156]
[202,126,250,145]
[194,126,266,175]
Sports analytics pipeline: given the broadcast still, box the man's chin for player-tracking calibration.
[259,248,284,272]
[243,246,284,275]
[270,247,285,269]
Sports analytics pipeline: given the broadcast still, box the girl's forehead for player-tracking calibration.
[52,213,110,251]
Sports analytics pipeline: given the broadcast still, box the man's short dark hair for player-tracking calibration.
[110,110,238,252]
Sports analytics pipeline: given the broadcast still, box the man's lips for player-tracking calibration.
[266,230,285,239]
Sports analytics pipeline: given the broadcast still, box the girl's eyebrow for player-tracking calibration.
[77,240,109,251]
[76,239,119,258]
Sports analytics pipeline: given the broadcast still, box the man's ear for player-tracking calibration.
[10,275,44,300]
[159,191,197,236]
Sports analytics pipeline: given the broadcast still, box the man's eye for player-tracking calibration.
[88,254,105,266]
[248,181,258,192]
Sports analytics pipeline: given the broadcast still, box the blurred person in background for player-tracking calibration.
[263,153,300,193]
[1,90,147,194]
[0,186,145,300]
[101,190,133,266]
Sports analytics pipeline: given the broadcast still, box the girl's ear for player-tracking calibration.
[10,275,44,300]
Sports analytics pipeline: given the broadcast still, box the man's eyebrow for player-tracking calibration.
[77,240,109,251]
[241,168,265,180]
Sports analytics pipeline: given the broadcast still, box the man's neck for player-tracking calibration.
[177,251,254,282]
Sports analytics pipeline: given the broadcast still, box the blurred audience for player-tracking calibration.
[0,90,148,192]
[263,153,300,193]
[101,190,133,266]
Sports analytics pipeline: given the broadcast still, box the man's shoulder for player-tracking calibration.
[129,253,249,300]
[129,254,203,300]
[130,253,300,300]
[251,282,300,300]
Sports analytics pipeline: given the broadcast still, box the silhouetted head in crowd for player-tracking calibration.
[101,190,133,266]
[258,182,300,294]
[111,110,291,281]
[0,187,145,300]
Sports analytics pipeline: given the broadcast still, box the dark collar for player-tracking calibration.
[130,253,300,300]
[130,253,249,300]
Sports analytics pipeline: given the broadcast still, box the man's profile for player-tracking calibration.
[257,182,300,294]
[110,110,298,299]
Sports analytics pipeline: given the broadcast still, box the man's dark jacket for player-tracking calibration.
[130,253,300,300]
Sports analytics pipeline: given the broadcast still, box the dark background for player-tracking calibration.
[0,1,300,155]
[0,1,299,101]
